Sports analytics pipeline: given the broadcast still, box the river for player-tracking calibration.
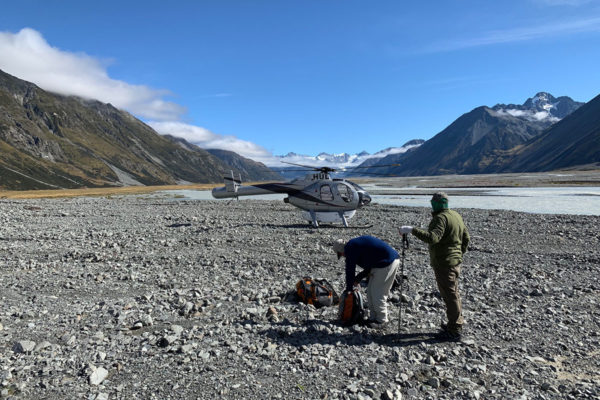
[160,185,600,216]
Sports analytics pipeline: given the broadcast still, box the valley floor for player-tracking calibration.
[0,196,599,399]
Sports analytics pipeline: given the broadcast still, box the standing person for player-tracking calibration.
[332,235,400,328]
[399,192,470,340]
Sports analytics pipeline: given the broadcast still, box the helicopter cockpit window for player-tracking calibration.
[349,182,366,192]
[336,183,353,203]
[320,185,334,201]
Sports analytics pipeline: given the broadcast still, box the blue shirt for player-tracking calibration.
[344,235,399,291]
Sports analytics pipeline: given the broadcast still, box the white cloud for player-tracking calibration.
[505,109,527,117]
[372,144,422,158]
[495,108,560,123]
[425,16,600,52]
[0,28,186,120]
[0,27,278,162]
[148,121,275,162]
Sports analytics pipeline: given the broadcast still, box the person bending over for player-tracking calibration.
[333,235,399,328]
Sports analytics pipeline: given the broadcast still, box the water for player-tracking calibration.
[161,186,600,216]
[365,186,600,216]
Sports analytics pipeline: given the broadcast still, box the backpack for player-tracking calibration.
[338,289,366,326]
[295,277,339,308]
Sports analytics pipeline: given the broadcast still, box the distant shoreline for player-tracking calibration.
[1,169,599,199]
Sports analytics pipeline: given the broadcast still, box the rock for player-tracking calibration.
[156,336,170,347]
[0,195,598,399]
[140,314,153,326]
[381,389,402,400]
[13,340,36,353]
[34,341,52,351]
[427,377,440,388]
[89,367,109,386]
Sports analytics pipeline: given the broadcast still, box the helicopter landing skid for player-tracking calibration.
[309,210,319,228]
[301,210,357,228]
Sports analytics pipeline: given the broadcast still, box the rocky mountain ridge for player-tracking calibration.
[357,92,593,176]
[2,66,596,190]
[493,92,583,123]
[0,69,275,190]
[496,92,600,172]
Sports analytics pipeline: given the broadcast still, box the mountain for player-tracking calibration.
[496,93,600,172]
[352,140,424,171]
[205,149,282,181]
[361,93,584,176]
[0,69,240,190]
[271,140,425,179]
[271,151,374,179]
[492,92,583,122]
[163,134,281,181]
[273,150,371,168]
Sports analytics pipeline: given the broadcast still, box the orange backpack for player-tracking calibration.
[295,277,339,308]
[338,289,366,326]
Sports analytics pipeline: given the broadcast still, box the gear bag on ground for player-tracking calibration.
[339,288,366,326]
[295,277,339,308]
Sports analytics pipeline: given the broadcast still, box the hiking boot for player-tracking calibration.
[365,319,387,330]
[440,323,463,334]
[435,329,462,342]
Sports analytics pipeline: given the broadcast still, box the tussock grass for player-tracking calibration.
[0,184,219,199]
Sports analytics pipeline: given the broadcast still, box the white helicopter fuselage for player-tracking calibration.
[211,172,371,227]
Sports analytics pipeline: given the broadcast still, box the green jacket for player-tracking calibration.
[412,209,470,268]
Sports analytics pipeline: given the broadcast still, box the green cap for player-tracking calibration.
[431,192,449,211]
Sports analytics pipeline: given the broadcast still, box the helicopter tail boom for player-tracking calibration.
[212,172,289,199]
[211,171,241,199]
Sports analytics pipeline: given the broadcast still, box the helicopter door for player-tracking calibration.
[320,184,334,201]
[335,183,354,203]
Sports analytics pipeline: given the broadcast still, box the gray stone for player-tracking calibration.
[427,377,440,388]
[89,367,109,386]
[13,340,36,354]
[0,195,598,399]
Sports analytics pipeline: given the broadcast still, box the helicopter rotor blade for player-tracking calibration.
[339,163,403,170]
[271,161,404,175]
[280,161,329,170]
[342,171,403,177]
[280,161,339,173]
[270,168,317,172]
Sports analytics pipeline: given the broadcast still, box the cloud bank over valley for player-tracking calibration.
[0,28,267,161]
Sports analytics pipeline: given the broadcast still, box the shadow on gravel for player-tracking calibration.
[232,222,374,229]
[259,319,441,348]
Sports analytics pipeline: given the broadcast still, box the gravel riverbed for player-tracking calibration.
[0,196,599,399]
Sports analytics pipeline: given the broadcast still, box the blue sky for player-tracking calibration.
[1,0,599,165]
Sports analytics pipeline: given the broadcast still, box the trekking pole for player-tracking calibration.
[398,231,410,333]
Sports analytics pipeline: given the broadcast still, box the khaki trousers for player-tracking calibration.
[433,263,464,332]
[367,259,400,323]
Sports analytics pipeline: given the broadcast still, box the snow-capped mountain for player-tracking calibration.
[270,140,424,178]
[492,92,583,124]
[269,140,423,169]
[360,92,586,176]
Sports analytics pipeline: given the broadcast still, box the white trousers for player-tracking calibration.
[367,258,400,323]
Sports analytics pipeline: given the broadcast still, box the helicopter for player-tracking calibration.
[211,162,398,227]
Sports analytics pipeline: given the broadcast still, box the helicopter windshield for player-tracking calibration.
[336,183,353,203]
[348,181,366,192]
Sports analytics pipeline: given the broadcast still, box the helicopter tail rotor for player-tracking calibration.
[224,171,242,195]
